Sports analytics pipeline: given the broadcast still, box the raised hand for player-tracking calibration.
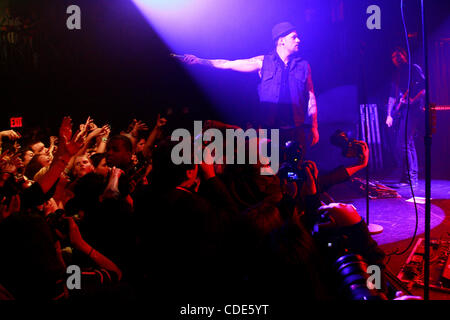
[87,118,98,132]
[11,153,24,170]
[131,120,149,136]
[87,125,105,140]
[103,166,123,198]
[0,130,21,141]
[49,136,59,146]
[0,149,15,162]
[99,125,111,138]
[156,114,167,128]
[57,117,86,161]
[78,116,94,136]
[59,116,73,144]
[352,140,369,165]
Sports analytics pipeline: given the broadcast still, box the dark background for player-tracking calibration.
[1,0,449,175]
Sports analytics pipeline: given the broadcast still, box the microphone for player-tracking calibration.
[170,53,185,59]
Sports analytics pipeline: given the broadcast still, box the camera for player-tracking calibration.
[279,164,307,184]
[286,171,299,182]
[279,140,307,184]
[330,130,363,159]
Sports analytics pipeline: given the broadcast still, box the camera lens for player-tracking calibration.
[333,254,385,300]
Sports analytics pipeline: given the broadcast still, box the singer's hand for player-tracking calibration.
[182,54,201,65]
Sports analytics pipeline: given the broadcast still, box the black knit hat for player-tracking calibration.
[272,21,296,41]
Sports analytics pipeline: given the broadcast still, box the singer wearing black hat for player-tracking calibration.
[178,22,319,148]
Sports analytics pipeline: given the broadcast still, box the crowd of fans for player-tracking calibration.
[0,112,419,301]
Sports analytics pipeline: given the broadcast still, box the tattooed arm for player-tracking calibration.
[181,54,264,73]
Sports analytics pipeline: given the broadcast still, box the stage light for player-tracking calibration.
[131,0,211,25]
[130,0,216,52]
[132,0,192,15]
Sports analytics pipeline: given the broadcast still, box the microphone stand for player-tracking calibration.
[421,0,431,301]
[359,42,383,235]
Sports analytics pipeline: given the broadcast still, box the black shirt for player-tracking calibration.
[390,63,425,110]
[274,55,295,128]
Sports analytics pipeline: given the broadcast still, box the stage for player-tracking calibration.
[328,177,450,299]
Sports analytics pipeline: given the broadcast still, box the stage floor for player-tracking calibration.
[328,178,450,300]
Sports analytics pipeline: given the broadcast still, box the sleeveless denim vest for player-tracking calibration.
[258,52,313,127]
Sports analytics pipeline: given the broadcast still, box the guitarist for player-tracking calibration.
[385,47,425,188]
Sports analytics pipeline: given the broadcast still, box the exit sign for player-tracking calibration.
[10,117,23,128]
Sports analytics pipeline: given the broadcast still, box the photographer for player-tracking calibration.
[185,125,336,299]
[279,135,369,199]
[321,130,370,191]
[278,151,388,299]
[278,140,383,256]
[221,160,335,300]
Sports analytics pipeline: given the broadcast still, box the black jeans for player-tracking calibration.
[394,106,421,183]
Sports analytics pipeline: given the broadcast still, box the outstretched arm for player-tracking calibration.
[181,54,264,73]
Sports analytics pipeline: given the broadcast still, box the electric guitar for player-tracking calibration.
[391,90,409,120]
